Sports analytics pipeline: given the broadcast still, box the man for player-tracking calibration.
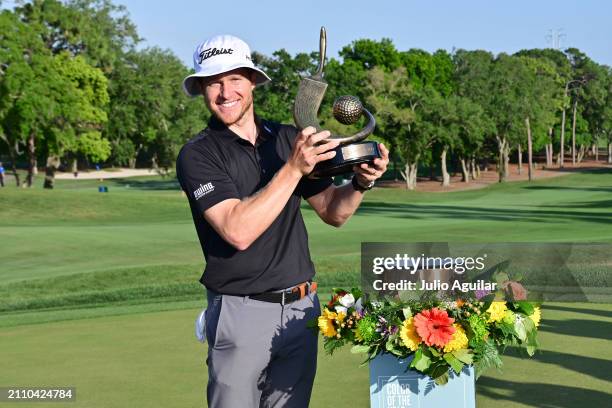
[176,34,388,408]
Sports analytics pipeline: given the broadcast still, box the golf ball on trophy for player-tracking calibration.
[333,95,363,125]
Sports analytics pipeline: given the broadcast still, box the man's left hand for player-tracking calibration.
[352,143,390,188]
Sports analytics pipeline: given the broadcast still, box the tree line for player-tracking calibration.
[1,1,610,189]
[253,40,611,189]
[0,0,205,188]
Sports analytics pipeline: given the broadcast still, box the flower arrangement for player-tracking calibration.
[315,284,541,385]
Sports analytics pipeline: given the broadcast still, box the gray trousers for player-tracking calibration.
[205,289,321,408]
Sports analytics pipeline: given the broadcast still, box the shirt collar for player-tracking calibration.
[207,114,270,145]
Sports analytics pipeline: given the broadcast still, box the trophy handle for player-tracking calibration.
[293,27,376,145]
[313,27,326,81]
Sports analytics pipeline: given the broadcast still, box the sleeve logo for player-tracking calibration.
[194,182,215,200]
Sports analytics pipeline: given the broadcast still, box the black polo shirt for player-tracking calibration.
[176,116,333,295]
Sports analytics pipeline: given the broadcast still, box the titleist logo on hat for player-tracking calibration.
[182,34,271,97]
[198,47,234,64]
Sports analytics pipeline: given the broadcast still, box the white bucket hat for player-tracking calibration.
[182,34,271,97]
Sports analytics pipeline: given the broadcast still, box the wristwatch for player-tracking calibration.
[351,175,375,192]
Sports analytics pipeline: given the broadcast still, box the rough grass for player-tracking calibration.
[0,263,359,315]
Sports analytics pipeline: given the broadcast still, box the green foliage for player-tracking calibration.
[365,66,417,160]
[15,0,140,71]
[252,49,316,123]
[105,47,204,168]
[452,348,474,365]
[474,339,503,379]
[443,352,464,374]
[340,38,401,71]
[323,337,346,355]
[400,48,455,95]
[411,348,431,371]
[514,55,563,150]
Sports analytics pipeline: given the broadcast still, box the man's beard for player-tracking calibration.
[212,95,253,127]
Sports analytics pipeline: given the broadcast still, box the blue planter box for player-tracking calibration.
[369,353,475,408]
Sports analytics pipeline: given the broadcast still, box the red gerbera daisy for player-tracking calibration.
[413,308,456,347]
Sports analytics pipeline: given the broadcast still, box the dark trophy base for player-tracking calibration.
[310,141,381,178]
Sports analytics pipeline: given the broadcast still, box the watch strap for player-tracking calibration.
[351,175,374,192]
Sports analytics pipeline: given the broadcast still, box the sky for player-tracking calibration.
[108,0,612,68]
[2,0,610,67]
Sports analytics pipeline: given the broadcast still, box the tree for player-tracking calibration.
[42,53,110,188]
[105,47,204,170]
[252,49,316,123]
[487,54,535,182]
[418,91,458,187]
[340,38,401,71]
[563,48,600,167]
[15,0,139,72]
[601,68,612,163]
[453,50,497,176]
[514,55,562,180]
[365,67,418,189]
[400,49,455,96]
[452,97,489,183]
[515,48,572,168]
[13,0,139,172]
[0,9,53,186]
[576,60,609,163]
[1,7,110,188]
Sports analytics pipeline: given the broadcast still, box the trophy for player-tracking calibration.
[293,27,381,178]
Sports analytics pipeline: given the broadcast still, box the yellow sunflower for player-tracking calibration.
[487,302,508,323]
[318,309,338,338]
[529,307,541,327]
[400,317,421,351]
[444,324,469,352]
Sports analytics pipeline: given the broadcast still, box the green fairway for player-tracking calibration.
[1,168,611,407]
[1,169,611,315]
[2,169,611,284]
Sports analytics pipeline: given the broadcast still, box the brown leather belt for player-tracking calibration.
[250,281,318,305]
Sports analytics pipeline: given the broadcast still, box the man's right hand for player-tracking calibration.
[287,126,340,177]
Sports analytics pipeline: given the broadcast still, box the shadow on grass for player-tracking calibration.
[543,304,612,319]
[355,201,612,224]
[477,377,611,407]
[549,167,612,175]
[504,347,612,382]
[537,200,612,210]
[523,185,612,193]
[113,178,181,191]
[540,318,612,342]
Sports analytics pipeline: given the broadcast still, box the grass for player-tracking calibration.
[0,168,611,407]
[1,169,611,285]
[0,302,609,408]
